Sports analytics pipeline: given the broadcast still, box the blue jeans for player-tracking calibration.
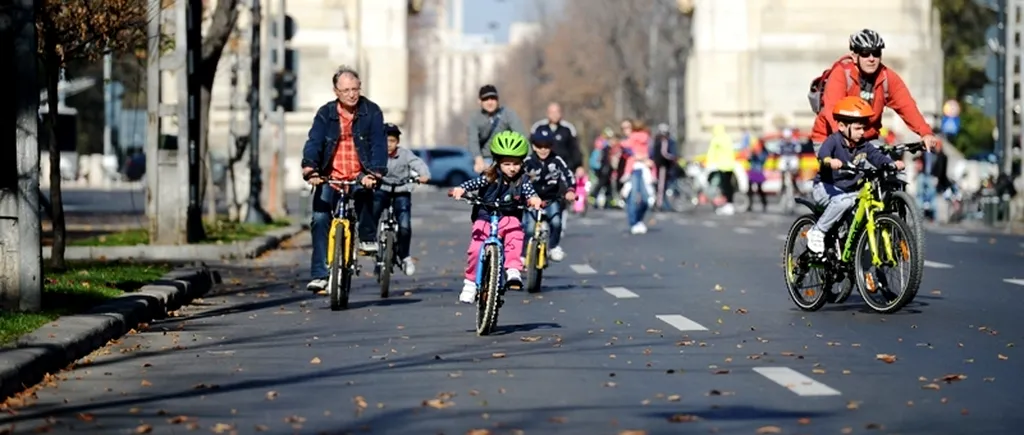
[626,169,649,226]
[309,184,376,280]
[523,200,564,249]
[371,191,413,260]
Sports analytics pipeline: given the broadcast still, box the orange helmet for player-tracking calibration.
[832,96,874,120]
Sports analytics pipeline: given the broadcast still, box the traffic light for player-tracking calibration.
[273,62,297,112]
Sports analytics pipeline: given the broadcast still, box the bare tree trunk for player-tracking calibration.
[198,0,239,222]
[44,52,66,271]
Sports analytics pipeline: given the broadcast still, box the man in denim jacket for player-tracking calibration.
[301,66,388,292]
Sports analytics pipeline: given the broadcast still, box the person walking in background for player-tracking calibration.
[590,127,621,208]
[705,124,738,216]
[651,123,678,211]
[745,137,769,212]
[466,85,527,173]
[621,119,654,234]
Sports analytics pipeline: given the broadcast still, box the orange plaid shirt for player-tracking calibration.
[329,102,363,181]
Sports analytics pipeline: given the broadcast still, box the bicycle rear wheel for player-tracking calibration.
[783,215,829,311]
[330,220,352,311]
[476,245,502,336]
[854,214,919,314]
[378,230,395,299]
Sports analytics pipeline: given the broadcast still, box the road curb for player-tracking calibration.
[41,224,305,262]
[0,264,219,400]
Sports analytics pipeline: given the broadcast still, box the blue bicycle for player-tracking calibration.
[454,193,527,336]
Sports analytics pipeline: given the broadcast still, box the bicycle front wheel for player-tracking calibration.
[378,230,395,299]
[476,245,502,336]
[525,239,544,294]
[886,191,924,302]
[329,219,352,311]
[854,214,920,314]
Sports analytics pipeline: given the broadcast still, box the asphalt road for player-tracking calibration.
[5,191,1024,434]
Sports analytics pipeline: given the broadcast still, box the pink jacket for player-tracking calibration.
[622,130,651,175]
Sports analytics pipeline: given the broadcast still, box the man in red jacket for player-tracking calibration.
[811,29,939,152]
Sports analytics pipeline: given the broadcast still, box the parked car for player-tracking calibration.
[410,146,476,187]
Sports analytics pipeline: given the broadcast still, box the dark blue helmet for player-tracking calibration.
[384,122,401,137]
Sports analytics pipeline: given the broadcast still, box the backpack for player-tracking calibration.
[808,55,889,114]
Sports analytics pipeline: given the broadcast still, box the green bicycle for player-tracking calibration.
[783,163,922,314]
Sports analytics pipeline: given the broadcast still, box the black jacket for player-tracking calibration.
[524,152,576,200]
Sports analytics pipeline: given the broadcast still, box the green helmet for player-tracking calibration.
[489,131,529,158]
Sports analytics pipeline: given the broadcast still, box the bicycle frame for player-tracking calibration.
[474,212,506,290]
[840,179,897,267]
[326,182,358,268]
[528,209,549,270]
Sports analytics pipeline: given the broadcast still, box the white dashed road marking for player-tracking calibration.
[1004,279,1024,286]
[655,314,708,331]
[701,220,718,228]
[949,235,978,243]
[734,227,753,234]
[753,367,842,397]
[570,264,598,275]
[603,287,639,298]
[776,235,788,241]
[924,260,954,269]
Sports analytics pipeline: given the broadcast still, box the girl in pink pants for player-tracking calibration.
[450,155,542,304]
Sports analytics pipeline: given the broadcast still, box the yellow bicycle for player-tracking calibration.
[783,162,921,314]
[523,207,549,294]
[325,179,360,311]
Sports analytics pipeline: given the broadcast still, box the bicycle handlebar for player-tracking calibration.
[837,161,901,177]
[880,141,925,158]
[378,177,422,188]
[447,191,545,210]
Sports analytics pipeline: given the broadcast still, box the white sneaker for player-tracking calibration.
[402,257,416,276]
[806,228,826,253]
[459,280,477,304]
[506,268,522,287]
[630,222,648,234]
[306,279,327,291]
[549,246,566,262]
[716,203,736,216]
[358,241,378,253]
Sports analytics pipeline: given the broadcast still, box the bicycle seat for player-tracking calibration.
[795,197,825,216]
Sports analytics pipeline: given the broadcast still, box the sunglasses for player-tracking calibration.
[856,49,882,58]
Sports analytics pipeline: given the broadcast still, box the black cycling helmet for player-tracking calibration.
[849,29,885,52]
[384,122,401,137]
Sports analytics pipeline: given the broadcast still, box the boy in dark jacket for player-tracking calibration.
[523,132,576,262]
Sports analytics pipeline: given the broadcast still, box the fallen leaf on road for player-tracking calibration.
[645,329,661,334]
[812,368,826,374]
[922,383,941,390]
[847,401,860,410]
[721,305,730,311]
[931,290,941,295]
[668,414,700,423]
[604,382,617,387]
[549,416,568,423]
[735,308,748,314]
[667,394,681,402]
[961,408,969,415]
[423,398,454,409]
[448,372,462,378]
[140,380,152,387]
[353,396,368,409]
[942,374,967,383]
[167,415,190,424]
[467,430,492,435]
[519,336,542,342]
[491,352,506,358]
[756,426,782,434]
[713,369,730,375]
[76,413,95,422]
[310,357,322,364]
[876,354,897,363]
[618,431,647,435]
[998,354,1009,360]
[211,423,234,433]
[798,418,811,425]
[266,391,278,400]
[713,284,723,291]
[254,425,270,432]
[134,424,153,434]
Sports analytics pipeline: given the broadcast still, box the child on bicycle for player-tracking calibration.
[807,96,904,254]
[372,123,430,275]
[522,131,576,262]
[450,131,543,304]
